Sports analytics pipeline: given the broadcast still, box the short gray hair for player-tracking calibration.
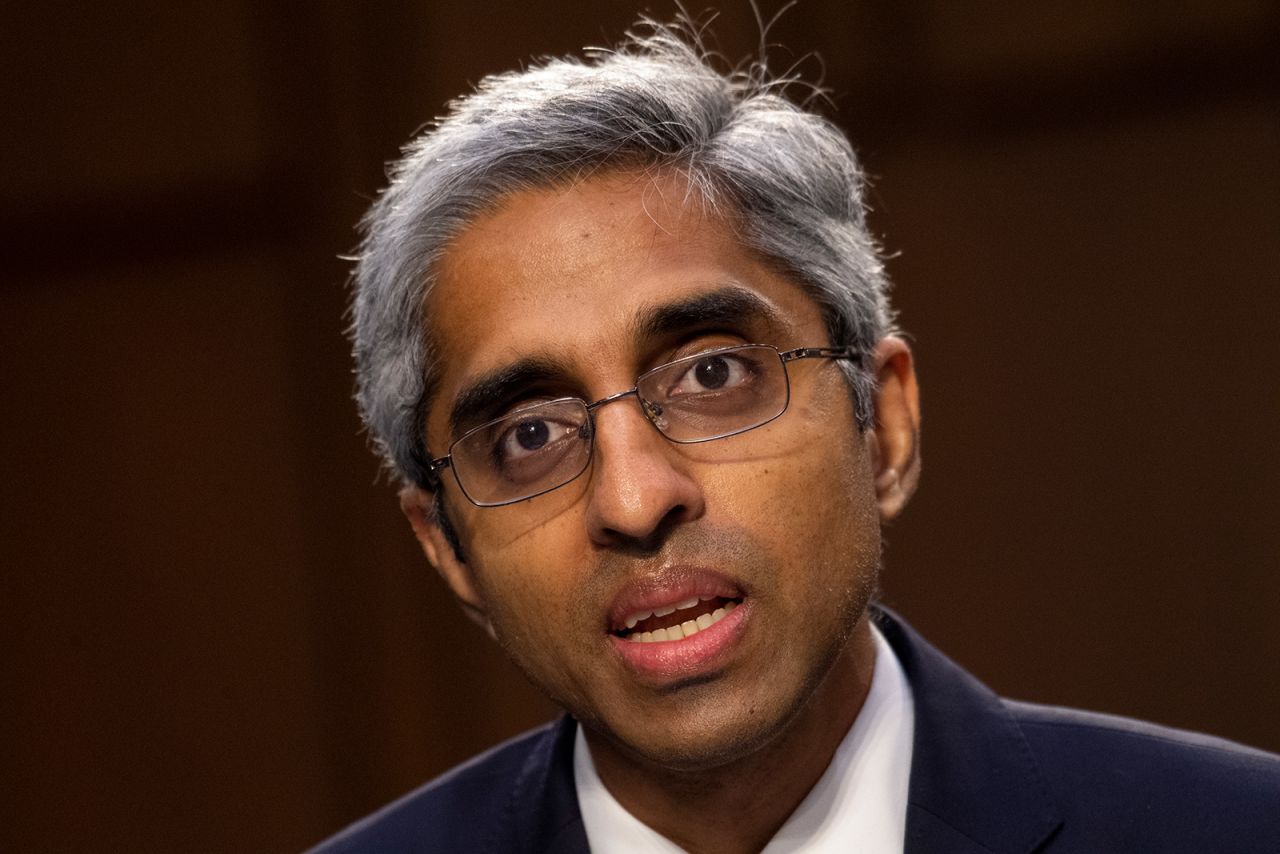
[350,23,895,487]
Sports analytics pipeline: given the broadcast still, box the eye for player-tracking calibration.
[667,352,752,396]
[496,416,578,462]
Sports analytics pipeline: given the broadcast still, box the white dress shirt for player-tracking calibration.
[573,623,915,853]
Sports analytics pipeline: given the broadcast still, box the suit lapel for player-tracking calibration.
[875,609,1063,854]
[496,612,1062,854]
[499,715,590,854]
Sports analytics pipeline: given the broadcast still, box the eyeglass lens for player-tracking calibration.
[450,345,790,506]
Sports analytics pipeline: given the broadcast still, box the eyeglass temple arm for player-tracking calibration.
[409,444,453,490]
[779,345,860,363]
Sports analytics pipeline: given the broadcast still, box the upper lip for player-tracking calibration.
[604,566,746,633]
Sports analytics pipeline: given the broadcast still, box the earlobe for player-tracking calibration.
[399,485,493,634]
[868,336,921,521]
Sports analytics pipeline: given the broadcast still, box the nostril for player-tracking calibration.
[603,503,688,553]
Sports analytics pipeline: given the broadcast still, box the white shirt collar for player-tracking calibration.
[573,622,915,853]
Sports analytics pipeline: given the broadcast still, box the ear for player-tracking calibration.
[399,485,494,635]
[866,336,921,521]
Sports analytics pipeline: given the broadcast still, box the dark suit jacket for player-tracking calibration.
[310,609,1280,852]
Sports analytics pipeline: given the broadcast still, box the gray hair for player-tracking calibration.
[350,23,895,488]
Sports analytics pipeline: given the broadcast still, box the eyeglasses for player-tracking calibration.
[423,344,858,507]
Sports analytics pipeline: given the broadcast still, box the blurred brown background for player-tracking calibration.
[2,1,1277,851]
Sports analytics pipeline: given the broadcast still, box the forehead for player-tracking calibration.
[425,172,826,419]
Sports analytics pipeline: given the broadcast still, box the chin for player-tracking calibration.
[595,712,790,775]
[584,661,837,776]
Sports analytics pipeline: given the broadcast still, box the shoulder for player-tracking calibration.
[306,722,558,854]
[874,607,1280,852]
[1005,699,1280,851]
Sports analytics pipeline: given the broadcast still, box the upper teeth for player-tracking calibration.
[623,600,737,643]
[624,596,704,629]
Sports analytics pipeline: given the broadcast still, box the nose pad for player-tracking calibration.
[641,399,667,432]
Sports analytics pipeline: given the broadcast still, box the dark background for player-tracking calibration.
[3,2,1277,851]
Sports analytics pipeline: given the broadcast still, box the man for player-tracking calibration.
[314,23,1279,854]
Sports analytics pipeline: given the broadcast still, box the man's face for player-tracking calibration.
[416,171,892,771]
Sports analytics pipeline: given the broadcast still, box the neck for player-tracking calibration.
[583,619,877,854]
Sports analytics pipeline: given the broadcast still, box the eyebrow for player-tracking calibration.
[447,356,572,441]
[445,285,783,442]
[632,285,783,342]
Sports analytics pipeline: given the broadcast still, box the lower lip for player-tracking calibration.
[608,600,749,682]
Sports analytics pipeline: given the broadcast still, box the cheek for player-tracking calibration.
[465,518,593,636]
[785,386,877,530]
[707,421,880,605]
[464,544,594,703]
[715,413,873,533]
[771,455,874,549]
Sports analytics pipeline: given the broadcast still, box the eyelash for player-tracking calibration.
[492,393,566,422]
[477,332,757,423]
[662,331,750,364]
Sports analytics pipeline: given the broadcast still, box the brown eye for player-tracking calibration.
[667,352,753,396]
[694,356,730,389]
[513,419,550,451]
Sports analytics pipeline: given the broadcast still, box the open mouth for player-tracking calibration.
[613,595,742,644]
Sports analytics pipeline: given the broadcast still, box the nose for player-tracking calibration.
[583,398,705,549]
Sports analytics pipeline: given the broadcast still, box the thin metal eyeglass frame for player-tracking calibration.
[422,344,858,507]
